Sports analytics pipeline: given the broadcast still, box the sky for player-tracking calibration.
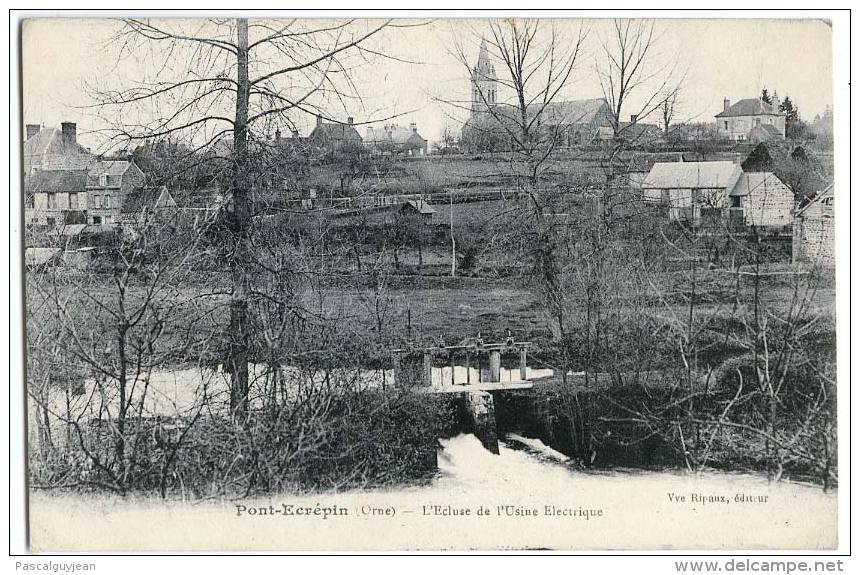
[21,17,833,152]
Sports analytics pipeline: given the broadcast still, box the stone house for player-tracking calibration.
[23,122,92,175]
[715,98,786,142]
[85,160,147,226]
[307,115,363,155]
[642,161,743,223]
[728,172,795,228]
[365,123,429,156]
[792,186,834,264]
[24,169,89,227]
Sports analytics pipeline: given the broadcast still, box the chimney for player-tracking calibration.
[25,124,40,140]
[630,114,638,123]
[316,115,323,127]
[275,128,282,142]
[347,117,354,125]
[61,122,77,145]
[291,129,299,139]
[723,98,730,112]
[410,122,417,133]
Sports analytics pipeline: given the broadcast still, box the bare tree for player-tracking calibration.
[27,206,220,494]
[660,87,681,137]
[596,19,682,136]
[88,18,394,420]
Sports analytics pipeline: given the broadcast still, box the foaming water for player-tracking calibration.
[29,432,838,551]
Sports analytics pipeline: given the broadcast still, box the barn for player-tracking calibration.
[729,172,796,228]
[792,186,834,264]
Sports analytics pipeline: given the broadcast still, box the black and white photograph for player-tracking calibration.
[9,8,850,555]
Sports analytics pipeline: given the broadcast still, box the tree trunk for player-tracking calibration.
[229,18,251,422]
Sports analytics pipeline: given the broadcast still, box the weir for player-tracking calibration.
[392,336,540,454]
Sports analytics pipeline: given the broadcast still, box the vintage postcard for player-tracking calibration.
[16,12,845,552]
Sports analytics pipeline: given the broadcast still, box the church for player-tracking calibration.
[460,40,617,153]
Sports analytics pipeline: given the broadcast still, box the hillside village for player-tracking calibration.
[24,43,835,269]
[23,19,838,500]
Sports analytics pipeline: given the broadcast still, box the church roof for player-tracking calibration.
[539,99,611,125]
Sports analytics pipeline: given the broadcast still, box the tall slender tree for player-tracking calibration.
[89,18,392,419]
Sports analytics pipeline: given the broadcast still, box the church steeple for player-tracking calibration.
[471,38,497,114]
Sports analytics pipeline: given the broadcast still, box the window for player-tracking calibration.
[724,121,728,130]
[730,196,741,208]
[691,188,701,204]
[99,174,108,187]
[93,195,101,209]
[92,216,102,225]
[104,195,111,209]
[69,193,78,210]
[47,193,57,209]
[25,194,34,208]
[46,217,55,227]
[102,215,111,225]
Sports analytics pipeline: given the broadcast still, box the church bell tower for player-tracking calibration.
[471,39,497,116]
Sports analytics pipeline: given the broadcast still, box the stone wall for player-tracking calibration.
[794,214,835,264]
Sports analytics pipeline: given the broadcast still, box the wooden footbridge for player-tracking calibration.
[391,335,548,453]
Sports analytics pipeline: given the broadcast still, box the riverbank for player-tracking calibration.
[29,434,837,552]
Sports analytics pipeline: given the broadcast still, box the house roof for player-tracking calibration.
[761,124,782,136]
[86,160,135,187]
[796,184,834,217]
[749,123,783,143]
[25,247,62,267]
[172,186,226,209]
[366,125,427,147]
[23,128,91,160]
[121,186,177,214]
[618,121,662,142]
[643,161,742,190]
[729,172,790,197]
[309,122,362,143]
[24,169,89,193]
[715,98,783,118]
[61,224,88,236]
[403,199,435,215]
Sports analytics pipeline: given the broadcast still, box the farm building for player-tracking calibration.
[365,123,429,156]
[792,186,834,264]
[728,172,795,228]
[119,186,178,226]
[642,161,743,223]
[24,168,89,227]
